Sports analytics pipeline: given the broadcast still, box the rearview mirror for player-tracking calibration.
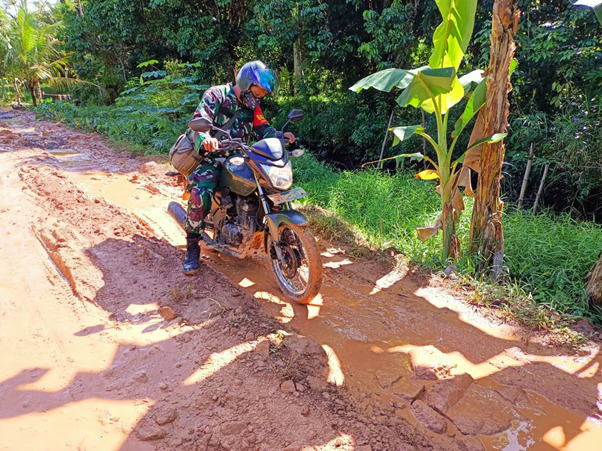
[288,109,304,123]
[189,118,212,133]
[291,148,305,158]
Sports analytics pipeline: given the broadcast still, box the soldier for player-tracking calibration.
[183,61,295,274]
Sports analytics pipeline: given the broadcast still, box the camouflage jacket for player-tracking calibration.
[189,83,279,164]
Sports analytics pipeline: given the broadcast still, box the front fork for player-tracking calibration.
[255,175,284,262]
[254,175,308,263]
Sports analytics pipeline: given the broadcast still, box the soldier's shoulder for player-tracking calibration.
[208,84,230,96]
[203,84,229,102]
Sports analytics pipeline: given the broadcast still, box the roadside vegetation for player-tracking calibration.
[35,96,602,329]
[4,0,602,331]
[293,154,602,328]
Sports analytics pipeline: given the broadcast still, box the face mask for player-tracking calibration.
[241,90,260,110]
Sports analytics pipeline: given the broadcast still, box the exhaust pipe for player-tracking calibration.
[167,202,187,229]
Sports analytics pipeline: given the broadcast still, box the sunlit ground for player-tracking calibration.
[218,245,602,450]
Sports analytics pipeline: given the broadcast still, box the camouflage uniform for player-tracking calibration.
[185,83,279,234]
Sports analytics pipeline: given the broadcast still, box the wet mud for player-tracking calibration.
[1,109,600,450]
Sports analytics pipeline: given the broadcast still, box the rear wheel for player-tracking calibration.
[268,223,323,304]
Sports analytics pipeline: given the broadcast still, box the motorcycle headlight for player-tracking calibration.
[261,161,293,190]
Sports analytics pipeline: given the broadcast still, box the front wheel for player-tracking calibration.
[268,223,323,304]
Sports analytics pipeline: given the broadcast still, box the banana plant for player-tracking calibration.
[350,0,505,262]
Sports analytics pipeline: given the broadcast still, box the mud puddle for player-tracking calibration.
[63,170,185,246]
[205,251,602,449]
[71,161,602,449]
[3,108,601,450]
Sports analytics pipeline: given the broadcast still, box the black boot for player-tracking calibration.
[183,234,201,275]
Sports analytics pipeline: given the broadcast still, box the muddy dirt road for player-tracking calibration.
[1,109,601,450]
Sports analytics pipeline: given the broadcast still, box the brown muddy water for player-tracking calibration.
[59,158,602,450]
[4,113,599,450]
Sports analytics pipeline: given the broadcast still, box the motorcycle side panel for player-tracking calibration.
[220,160,256,196]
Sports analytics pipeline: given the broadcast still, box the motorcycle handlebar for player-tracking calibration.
[210,134,297,156]
[217,144,239,154]
[217,136,293,149]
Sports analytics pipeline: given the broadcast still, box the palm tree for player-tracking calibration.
[0,9,14,103]
[4,0,79,106]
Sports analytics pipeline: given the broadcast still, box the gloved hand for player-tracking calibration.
[283,132,296,144]
[202,137,220,151]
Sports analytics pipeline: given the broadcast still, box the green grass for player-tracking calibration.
[504,211,602,318]
[466,278,590,348]
[294,153,473,264]
[294,153,602,325]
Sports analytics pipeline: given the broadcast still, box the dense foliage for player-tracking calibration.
[23,0,599,219]
[36,59,205,151]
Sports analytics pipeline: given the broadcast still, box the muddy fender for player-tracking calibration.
[263,210,309,251]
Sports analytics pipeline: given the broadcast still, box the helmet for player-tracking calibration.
[236,60,280,97]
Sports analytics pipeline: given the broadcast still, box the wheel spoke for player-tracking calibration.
[271,226,310,297]
[268,223,322,304]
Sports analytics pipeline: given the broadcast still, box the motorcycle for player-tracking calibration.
[167,109,323,304]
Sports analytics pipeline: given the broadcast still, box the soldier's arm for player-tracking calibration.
[252,105,280,139]
[188,87,222,150]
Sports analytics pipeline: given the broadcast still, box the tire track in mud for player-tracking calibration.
[19,163,151,303]
[2,109,602,450]
[1,109,433,451]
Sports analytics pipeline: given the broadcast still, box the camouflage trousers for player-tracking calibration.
[185,163,220,235]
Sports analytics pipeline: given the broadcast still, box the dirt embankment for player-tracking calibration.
[0,108,601,450]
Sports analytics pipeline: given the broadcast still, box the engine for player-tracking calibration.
[220,196,258,247]
[221,222,243,246]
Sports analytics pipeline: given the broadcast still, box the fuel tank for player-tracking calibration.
[220,156,256,196]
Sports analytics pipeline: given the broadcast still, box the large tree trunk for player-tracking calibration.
[293,3,304,95]
[469,0,520,279]
[587,253,602,307]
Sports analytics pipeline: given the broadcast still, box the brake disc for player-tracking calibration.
[279,244,299,279]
